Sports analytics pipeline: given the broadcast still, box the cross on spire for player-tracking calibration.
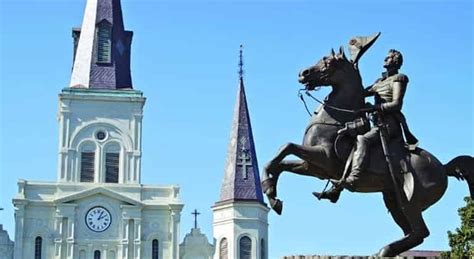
[237,137,252,179]
[238,44,244,80]
[192,209,200,229]
[216,44,264,204]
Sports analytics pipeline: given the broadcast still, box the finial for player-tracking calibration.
[239,44,244,80]
[192,209,200,229]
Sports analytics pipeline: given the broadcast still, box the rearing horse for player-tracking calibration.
[261,46,474,256]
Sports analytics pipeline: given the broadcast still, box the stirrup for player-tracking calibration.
[312,188,341,203]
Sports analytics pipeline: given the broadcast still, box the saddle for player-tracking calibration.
[333,118,415,200]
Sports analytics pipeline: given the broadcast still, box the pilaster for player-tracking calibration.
[170,209,181,259]
[13,202,26,259]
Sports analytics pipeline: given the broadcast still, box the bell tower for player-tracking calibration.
[58,0,144,184]
[212,46,269,259]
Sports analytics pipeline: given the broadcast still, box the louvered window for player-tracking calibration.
[219,238,228,259]
[94,250,101,259]
[152,239,159,259]
[239,236,251,259]
[34,236,42,259]
[105,153,119,183]
[80,152,95,182]
[96,23,112,63]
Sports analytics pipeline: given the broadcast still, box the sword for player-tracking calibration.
[376,112,406,211]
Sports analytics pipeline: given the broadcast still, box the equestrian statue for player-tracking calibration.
[261,32,474,257]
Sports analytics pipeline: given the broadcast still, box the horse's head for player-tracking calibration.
[298,47,359,90]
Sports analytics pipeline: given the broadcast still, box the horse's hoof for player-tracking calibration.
[261,178,277,197]
[264,162,275,173]
[269,199,283,215]
[377,245,396,257]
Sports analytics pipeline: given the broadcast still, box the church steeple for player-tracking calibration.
[213,46,268,259]
[70,0,133,89]
[217,45,264,205]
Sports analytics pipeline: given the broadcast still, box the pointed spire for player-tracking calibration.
[70,0,133,89]
[217,46,264,205]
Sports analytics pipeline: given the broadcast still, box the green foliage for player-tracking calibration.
[442,197,474,258]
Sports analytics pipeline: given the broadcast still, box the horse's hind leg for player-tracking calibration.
[378,201,430,256]
[382,192,411,235]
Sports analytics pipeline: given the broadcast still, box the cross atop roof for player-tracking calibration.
[192,209,200,229]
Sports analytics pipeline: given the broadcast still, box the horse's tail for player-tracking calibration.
[444,155,474,198]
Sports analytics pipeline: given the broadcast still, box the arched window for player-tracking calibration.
[239,236,251,259]
[219,238,228,259]
[34,236,42,259]
[104,143,120,183]
[80,142,96,182]
[260,238,265,259]
[152,239,159,259]
[96,21,112,63]
[94,250,101,259]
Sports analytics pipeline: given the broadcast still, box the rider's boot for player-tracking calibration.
[313,185,343,203]
[342,135,369,191]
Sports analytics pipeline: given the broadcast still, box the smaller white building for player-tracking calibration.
[0,224,14,259]
[213,50,269,259]
[179,227,214,259]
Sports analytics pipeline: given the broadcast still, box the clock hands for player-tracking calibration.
[97,211,105,220]
[86,207,111,232]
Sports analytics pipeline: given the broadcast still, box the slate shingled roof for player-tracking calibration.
[217,76,265,205]
[71,0,133,89]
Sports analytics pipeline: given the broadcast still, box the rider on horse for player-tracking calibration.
[315,49,418,203]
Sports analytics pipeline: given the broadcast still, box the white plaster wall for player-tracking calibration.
[57,89,145,184]
[212,202,269,259]
[0,227,14,259]
[13,181,183,259]
[179,228,214,259]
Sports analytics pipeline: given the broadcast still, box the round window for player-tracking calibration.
[96,131,107,141]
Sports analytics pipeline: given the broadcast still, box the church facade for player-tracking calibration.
[12,0,182,258]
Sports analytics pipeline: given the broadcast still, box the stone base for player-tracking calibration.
[282,254,442,259]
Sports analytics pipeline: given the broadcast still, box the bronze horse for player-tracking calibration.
[261,46,474,256]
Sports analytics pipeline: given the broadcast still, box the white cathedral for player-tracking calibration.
[0,0,269,259]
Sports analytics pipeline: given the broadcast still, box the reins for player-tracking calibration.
[298,88,359,116]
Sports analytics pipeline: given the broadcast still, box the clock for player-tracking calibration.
[85,206,112,232]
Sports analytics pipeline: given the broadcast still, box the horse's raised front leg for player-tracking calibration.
[266,142,330,175]
[262,143,330,214]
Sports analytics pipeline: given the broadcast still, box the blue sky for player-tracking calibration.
[0,0,472,257]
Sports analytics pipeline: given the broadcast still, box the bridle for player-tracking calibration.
[298,88,359,117]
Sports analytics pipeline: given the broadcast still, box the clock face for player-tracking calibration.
[85,206,112,232]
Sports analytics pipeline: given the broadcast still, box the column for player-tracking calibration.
[133,219,141,259]
[121,219,129,259]
[54,215,63,259]
[67,214,75,259]
[170,210,180,259]
[13,203,26,259]
[102,244,108,259]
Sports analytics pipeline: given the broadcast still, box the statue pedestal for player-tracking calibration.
[281,251,443,259]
